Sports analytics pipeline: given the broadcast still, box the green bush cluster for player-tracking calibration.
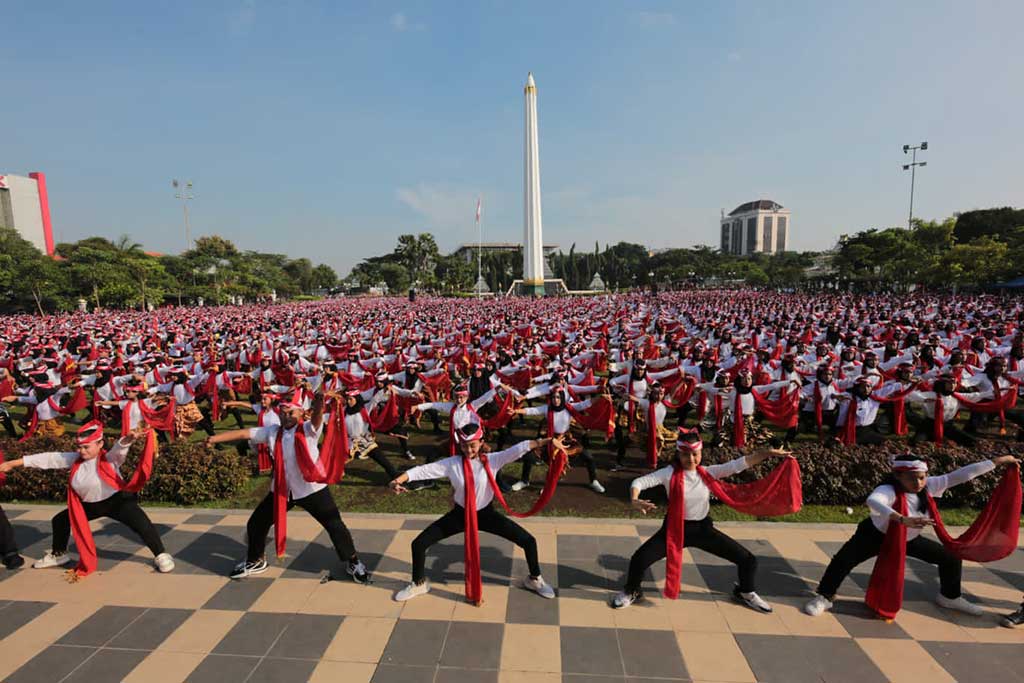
[0,435,248,505]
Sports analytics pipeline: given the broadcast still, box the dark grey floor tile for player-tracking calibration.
[247,657,319,683]
[10,520,53,562]
[401,518,433,530]
[0,600,53,640]
[439,622,504,669]
[282,528,396,578]
[618,628,687,679]
[185,654,260,683]
[2,507,27,518]
[598,535,642,558]
[750,539,816,598]
[560,626,624,676]
[267,614,344,660]
[372,664,437,683]
[736,634,888,683]
[564,676,625,683]
[57,605,147,646]
[184,513,227,525]
[506,579,559,625]
[106,608,193,650]
[831,599,911,639]
[211,612,293,656]
[63,647,150,683]
[921,641,1024,683]
[175,531,247,575]
[558,558,614,591]
[202,577,274,611]
[436,668,500,683]
[557,534,601,560]
[6,645,97,683]
[380,619,449,666]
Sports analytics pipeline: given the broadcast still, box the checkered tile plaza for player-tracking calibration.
[1,506,1022,683]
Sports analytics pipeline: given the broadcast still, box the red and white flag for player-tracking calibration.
[475,197,482,224]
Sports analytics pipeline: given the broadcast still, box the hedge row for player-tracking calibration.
[1,435,1021,509]
[702,440,1024,510]
[0,436,249,505]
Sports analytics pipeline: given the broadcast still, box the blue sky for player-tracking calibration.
[4,1,1022,275]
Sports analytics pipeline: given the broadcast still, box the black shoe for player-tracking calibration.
[1001,606,1024,628]
[347,559,371,584]
[2,553,25,570]
[230,558,268,579]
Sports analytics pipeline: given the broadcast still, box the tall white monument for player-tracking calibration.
[522,72,545,296]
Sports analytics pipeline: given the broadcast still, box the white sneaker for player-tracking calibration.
[523,575,556,599]
[394,579,431,602]
[154,553,175,573]
[733,586,772,613]
[589,480,606,494]
[511,481,529,492]
[936,594,984,616]
[33,550,71,569]
[405,451,416,460]
[611,589,643,609]
[804,594,833,617]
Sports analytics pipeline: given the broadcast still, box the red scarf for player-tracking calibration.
[813,382,826,439]
[20,387,88,442]
[367,394,400,433]
[645,400,660,468]
[750,387,800,429]
[731,391,746,449]
[866,466,1021,619]
[565,395,615,439]
[270,418,348,557]
[460,447,567,604]
[68,431,157,578]
[120,398,176,436]
[663,457,802,599]
[255,407,273,474]
[839,396,860,446]
[870,384,915,436]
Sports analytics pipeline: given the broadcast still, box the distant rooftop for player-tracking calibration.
[728,200,785,216]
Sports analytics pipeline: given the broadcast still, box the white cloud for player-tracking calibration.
[396,184,495,246]
[634,11,676,27]
[390,11,425,32]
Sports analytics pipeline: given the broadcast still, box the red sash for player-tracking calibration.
[866,466,1021,618]
[663,457,802,599]
[68,431,157,578]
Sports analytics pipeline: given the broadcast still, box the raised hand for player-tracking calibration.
[631,499,657,515]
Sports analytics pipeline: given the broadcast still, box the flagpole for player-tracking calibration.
[476,197,482,299]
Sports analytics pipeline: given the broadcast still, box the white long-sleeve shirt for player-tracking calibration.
[23,438,133,502]
[405,441,534,510]
[520,399,593,434]
[249,422,326,500]
[630,456,750,521]
[865,460,995,539]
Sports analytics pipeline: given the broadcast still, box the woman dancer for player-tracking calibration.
[387,423,566,604]
[804,453,1020,619]
[612,429,799,610]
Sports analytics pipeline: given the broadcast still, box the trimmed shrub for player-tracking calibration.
[0,435,248,506]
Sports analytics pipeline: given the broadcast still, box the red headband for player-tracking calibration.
[76,421,105,445]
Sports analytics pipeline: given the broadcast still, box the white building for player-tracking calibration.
[720,200,790,256]
[0,172,55,255]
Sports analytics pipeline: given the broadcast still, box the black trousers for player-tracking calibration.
[368,449,401,480]
[246,487,357,564]
[51,492,165,556]
[827,424,886,445]
[411,503,540,583]
[624,516,757,594]
[816,517,962,599]
[0,504,18,558]
[908,414,976,447]
[0,406,18,438]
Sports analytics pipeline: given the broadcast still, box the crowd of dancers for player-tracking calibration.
[1,291,1023,626]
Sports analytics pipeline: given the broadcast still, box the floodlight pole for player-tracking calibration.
[902,142,928,230]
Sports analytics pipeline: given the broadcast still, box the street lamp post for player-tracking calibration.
[172,179,194,251]
[902,142,928,230]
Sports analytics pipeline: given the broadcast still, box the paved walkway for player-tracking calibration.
[1,505,1022,683]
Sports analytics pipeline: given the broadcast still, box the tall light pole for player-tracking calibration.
[172,179,194,251]
[902,142,927,230]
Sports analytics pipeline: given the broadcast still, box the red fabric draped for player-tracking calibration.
[120,399,176,436]
[420,372,453,402]
[871,385,916,436]
[663,457,802,599]
[204,373,221,422]
[460,447,568,604]
[732,391,746,449]
[751,388,800,428]
[839,398,859,446]
[645,400,659,468]
[565,395,615,439]
[662,377,696,410]
[866,466,1021,619]
[69,431,157,578]
[934,396,946,445]
[368,395,400,433]
[20,389,87,442]
[0,377,15,399]
[813,383,825,439]
[480,391,517,430]
[256,408,272,474]
[270,419,347,557]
